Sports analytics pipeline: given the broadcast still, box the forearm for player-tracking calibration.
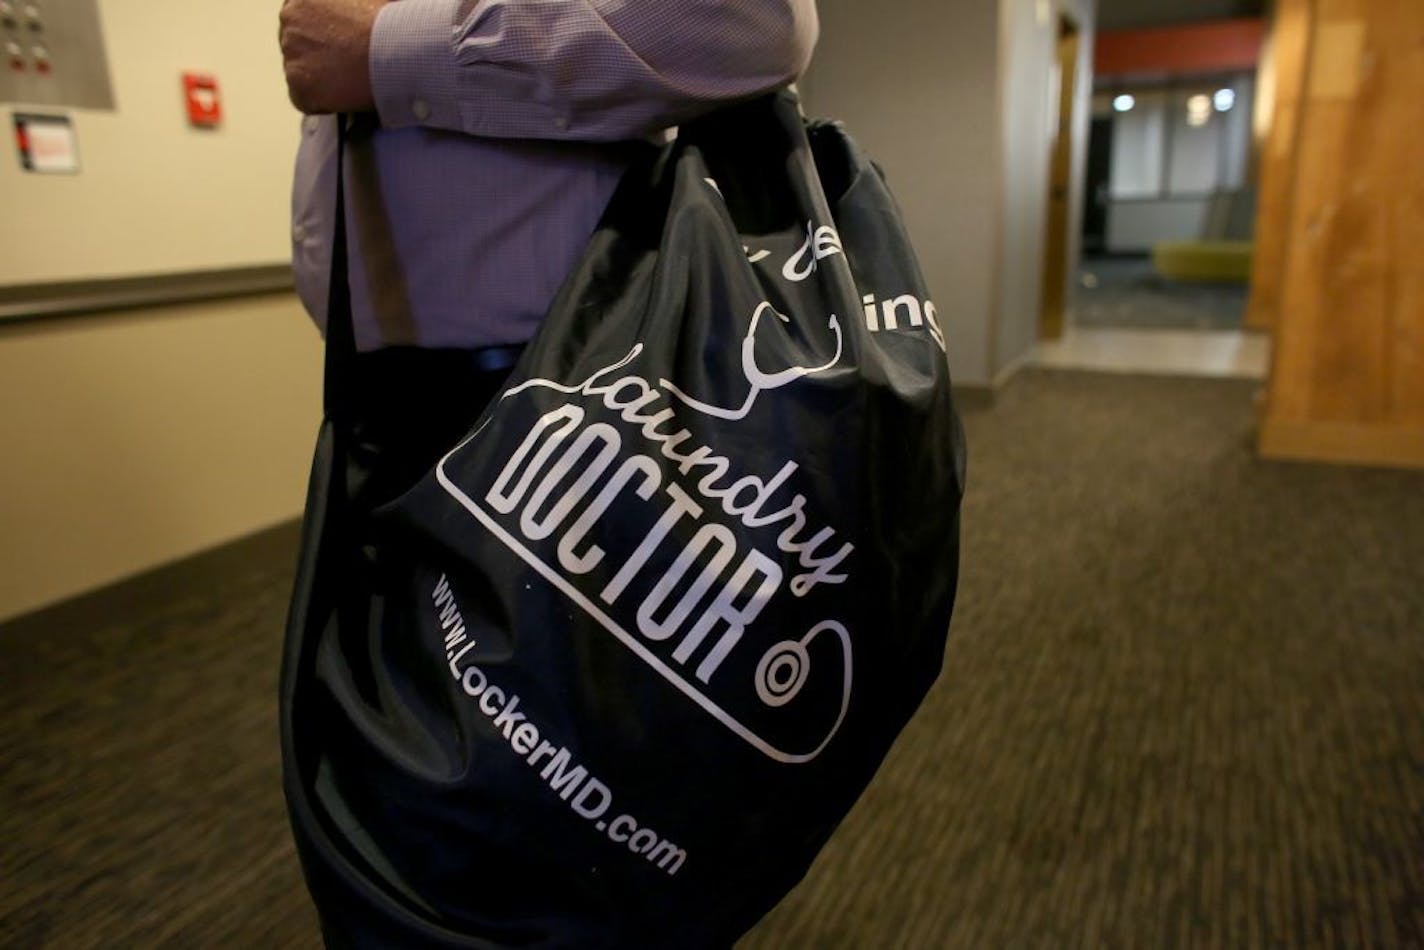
[371,0,818,140]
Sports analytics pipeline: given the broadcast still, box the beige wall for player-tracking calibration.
[801,0,1004,387]
[0,0,316,623]
[802,0,1095,388]
[995,0,1057,379]
[0,0,1103,622]
[995,0,1096,381]
[0,0,297,285]
[1062,0,1096,343]
[0,297,322,622]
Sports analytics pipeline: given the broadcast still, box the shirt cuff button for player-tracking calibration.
[412,99,431,121]
[553,116,569,131]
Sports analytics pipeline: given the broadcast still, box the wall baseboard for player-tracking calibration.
[993,347,1037,390]
[1259,419,1424,471]
[0,519,302,637]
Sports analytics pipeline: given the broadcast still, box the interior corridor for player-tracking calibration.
[5,366,1420,947]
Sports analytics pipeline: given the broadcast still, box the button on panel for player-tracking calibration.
[0,0,115,110]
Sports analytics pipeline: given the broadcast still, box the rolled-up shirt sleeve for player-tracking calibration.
[370,0,817,140]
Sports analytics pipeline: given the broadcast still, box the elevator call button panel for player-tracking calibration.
[1,0,114,110]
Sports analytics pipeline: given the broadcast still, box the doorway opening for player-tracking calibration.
[1038,14,1080,341]
[1075,76,1257,334]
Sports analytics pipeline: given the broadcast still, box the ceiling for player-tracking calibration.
[1095,0,1266,32]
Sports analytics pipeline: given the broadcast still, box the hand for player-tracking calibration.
[279,0,388,114]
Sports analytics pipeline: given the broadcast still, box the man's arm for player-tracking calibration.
[280,0,386,115]
[281,0,817,139]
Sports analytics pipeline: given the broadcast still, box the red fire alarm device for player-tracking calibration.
[182,72,221,128]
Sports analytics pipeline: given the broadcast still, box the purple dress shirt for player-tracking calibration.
[291,0,818,351]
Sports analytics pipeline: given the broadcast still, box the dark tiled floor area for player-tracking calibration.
[1075,256,1248,332]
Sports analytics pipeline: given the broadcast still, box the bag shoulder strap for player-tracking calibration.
[323,116,357,422]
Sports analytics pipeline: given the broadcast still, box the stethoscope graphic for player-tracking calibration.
[660,301,843,421]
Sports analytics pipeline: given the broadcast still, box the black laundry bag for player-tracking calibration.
[281,91,966,948]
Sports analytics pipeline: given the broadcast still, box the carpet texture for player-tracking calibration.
[3,369,1422,947]
[1075,257,1248,332]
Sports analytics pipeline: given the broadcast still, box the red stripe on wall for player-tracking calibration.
[1096,18,1266,78]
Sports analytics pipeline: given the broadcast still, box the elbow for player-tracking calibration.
[693,0,817,94]
[762,0,819,86]
[790,0,820,80]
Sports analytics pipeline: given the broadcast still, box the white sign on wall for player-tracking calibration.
[14,113,80,174]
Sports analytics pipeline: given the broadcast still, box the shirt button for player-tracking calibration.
[292,225,307,242]
[553,115,569,131]
[304,116,320,135]
[412,99,431,121]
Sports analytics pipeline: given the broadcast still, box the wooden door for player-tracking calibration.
[1259,0,1424,468]
[1040,18,1080,341]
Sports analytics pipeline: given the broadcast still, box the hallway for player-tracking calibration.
[1036,325,1269,379]
[5,367,1420,947]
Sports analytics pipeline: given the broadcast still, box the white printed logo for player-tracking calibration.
[436,302,854,764]
[661,301,842,420]
[702,175,944,354]
[862,291,946,352]
[781,221,844,282]
[432,576,691,876]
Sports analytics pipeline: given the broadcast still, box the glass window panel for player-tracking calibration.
[1108,89,1167,198]
[1166,86,1222,195]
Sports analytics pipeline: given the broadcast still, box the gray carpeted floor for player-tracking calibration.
[3,369,1422,947]
[1075,257,1248,332]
